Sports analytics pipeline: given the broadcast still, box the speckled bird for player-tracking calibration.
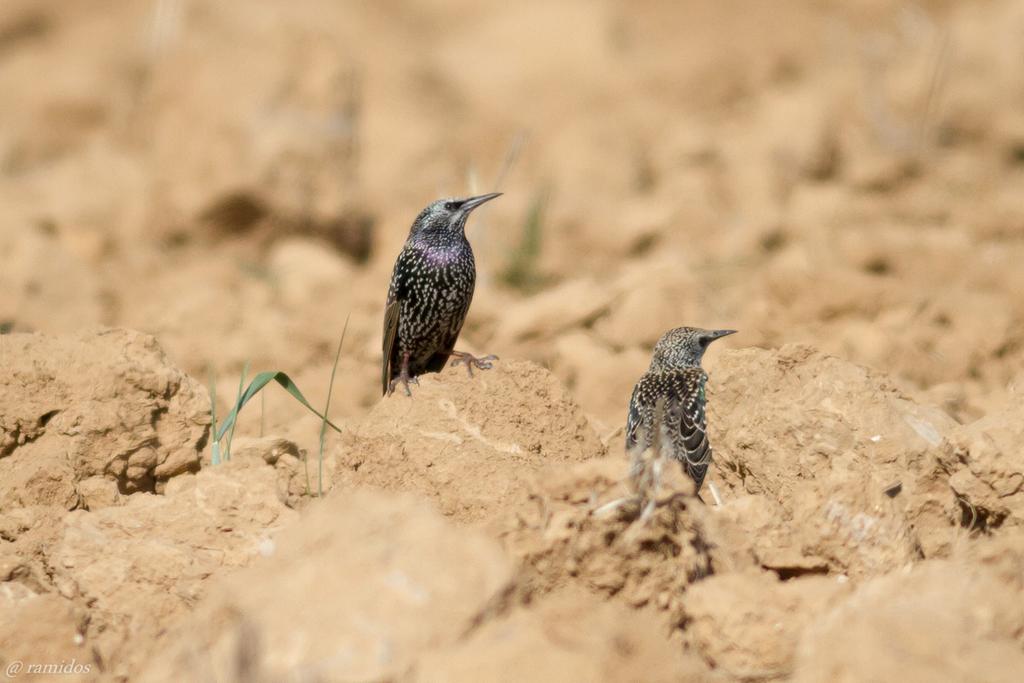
[625,326,736,494]
[382,193,501,396]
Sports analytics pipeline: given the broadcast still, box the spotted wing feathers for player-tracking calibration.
[626,368,711,492]
[625,382,643,454]
[663,369,711,490]
[381,298,401,396]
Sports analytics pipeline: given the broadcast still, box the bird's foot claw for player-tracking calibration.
[388,374,417,397]
[450,352,498,377]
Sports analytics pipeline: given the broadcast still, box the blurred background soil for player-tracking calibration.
[1,0,1023,681]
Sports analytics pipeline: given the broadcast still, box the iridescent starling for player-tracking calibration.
[625,327,736,494]
[382,193,501,396]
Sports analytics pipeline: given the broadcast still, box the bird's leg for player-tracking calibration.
[639,455,663,523]
[449,350,498,377]
[706,481,723,506]
[387,353,415,397]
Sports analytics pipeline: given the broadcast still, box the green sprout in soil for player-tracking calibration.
[209,321,349,498]
[500,187,550,293]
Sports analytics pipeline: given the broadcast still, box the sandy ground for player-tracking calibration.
[2,0,1024,680]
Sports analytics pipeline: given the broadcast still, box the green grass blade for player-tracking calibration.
[501,186,548,292]
[319,315,350,497]
[224,361,249,462]
[260,391,266,438]
[209,368,220,466]
[303,448,312,497]
[216,371,343,442]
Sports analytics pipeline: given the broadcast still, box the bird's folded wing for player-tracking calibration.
[669,372,711,467]
[381,299,401,395]
[625,383,643,453]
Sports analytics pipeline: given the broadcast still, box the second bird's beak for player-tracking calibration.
[711,329,738,340]
[460,192,502,212]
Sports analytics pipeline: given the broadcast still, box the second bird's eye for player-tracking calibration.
[444,201,460,211]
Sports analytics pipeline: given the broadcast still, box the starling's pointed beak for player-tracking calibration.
[710,329,737,341]
[460,192,502,212]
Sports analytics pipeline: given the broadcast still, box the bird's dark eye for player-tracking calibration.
[698,337,710,347]
[444,200,461,211]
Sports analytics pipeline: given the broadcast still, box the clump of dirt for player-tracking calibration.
[0,449,297,680]
[3,331,1023,683]
[708,345,962,564]
[502,457,713,620]
[413,588,716,683]
[331,359,605,523]
[139,491,513,683]
[709,345,956,502]
[0,593,87,674]
[139,484,717,683]
[0,328,210,509]
[683,571,849,680]
[222,435,311,504]
[944,398,1024,532]
[480,344,1024,680]
[792,535,1024,683]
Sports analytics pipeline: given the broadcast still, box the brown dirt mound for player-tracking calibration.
[497,449,867,680]
[708,344,964,566]
[710,344,956,500]
[0,448,296,681]
[413,588,715,683]
[0,328,209,510]
[141,486,718,683]
[945,399,1024,532]
[491,344,1024,679]
[793,535,1024,683]
[3,335,1024,682]
[684,571,849,680]
[332,359,605,524]
[502,456,713,618]
[139,491,512,683]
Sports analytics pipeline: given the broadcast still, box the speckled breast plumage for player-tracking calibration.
[386,239,476,376]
